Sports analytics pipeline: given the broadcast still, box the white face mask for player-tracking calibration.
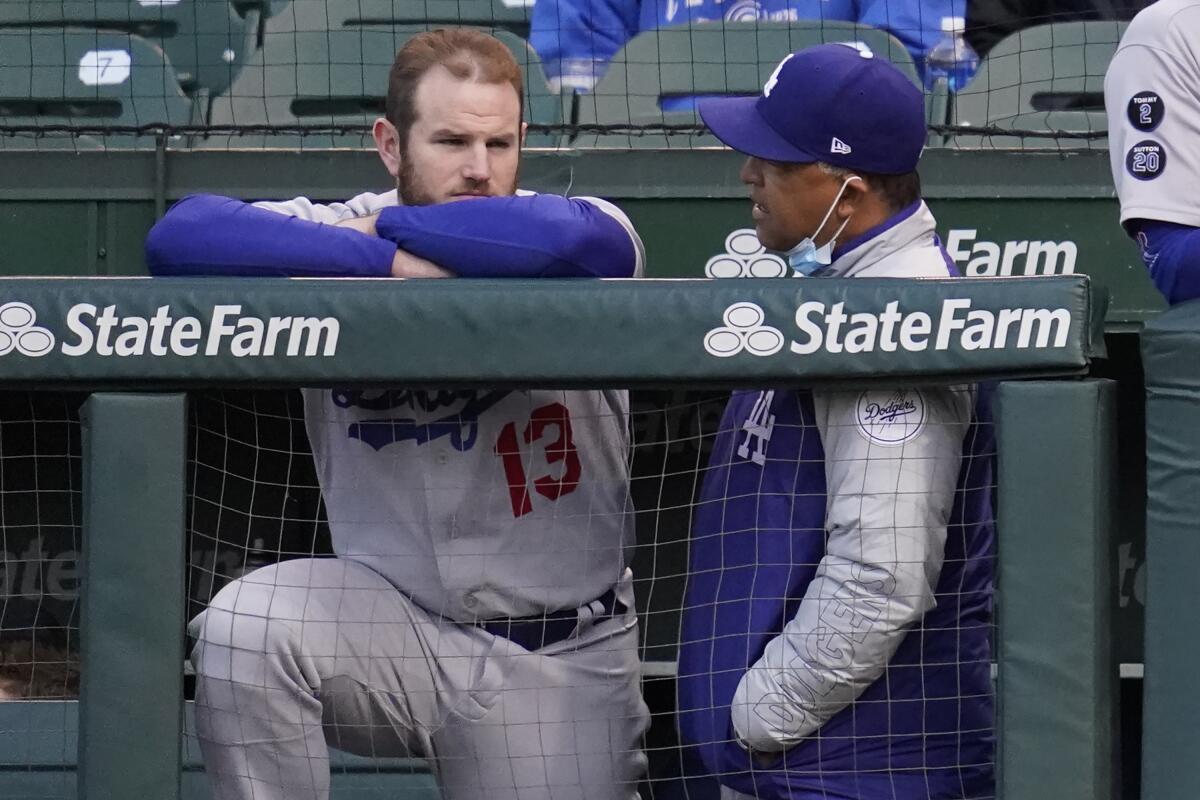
[785,175,861,276]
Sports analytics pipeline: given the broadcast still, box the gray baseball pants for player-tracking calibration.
[189,557,650,800]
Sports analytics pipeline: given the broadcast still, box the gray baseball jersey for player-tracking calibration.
[187,190,652,800]
[255,190,646,622]
[1105,0,1200,228]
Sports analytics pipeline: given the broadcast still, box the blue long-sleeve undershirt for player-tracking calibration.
[374,194,636,278]
[1131,220,1200,305]
[145,194,396,278]
[145,193,637,279]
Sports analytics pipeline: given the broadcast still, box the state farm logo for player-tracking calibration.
[705,230,789,278]
[704,302,785,357]
[0,302,55,357]
[703,297,1073,358]
[0,302,339,358]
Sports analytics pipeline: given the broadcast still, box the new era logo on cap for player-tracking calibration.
[831,137,852,154]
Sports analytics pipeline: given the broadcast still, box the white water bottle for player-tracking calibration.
[925,16,980,92]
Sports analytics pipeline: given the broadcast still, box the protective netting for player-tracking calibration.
[0,386,996,798]
[0,0,1146,151]
[185,386,997,798]
[0,392,81,800]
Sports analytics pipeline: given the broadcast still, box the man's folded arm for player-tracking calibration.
[375,194,642,278]
[146,192,643,280]
[730,386,972,752]
[144,194,397,278]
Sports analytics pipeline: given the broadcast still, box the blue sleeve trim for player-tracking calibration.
[374,194,637,278]
[1131,220,1200,305]
[144,194,396,278]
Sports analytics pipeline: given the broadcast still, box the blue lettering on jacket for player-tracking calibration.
[332,389,511,452]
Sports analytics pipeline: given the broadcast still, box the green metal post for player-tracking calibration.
[79,393,187,800]
[996,379,1118,800]
[1141,305,1200,799]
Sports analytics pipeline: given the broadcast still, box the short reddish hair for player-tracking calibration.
[386,29,524,145]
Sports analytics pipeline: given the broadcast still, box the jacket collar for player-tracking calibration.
[820,200,935,277]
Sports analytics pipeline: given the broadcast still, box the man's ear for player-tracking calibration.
[373,118,402,179]
[520,121,527,149]
[838,174,867,219]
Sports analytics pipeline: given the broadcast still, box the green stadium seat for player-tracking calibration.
[0,30,197,150]
[289,0,532,38]
[0,1,259,97]
[950,20,1127,149]
[573,21,925,149]
[204,8,565,149]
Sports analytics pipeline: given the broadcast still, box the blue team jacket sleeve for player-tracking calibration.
[374,194,638,278]
[1134,221,1200,305]
[530,0,639,88]
[857,0,966,65]
[145,194,396,278]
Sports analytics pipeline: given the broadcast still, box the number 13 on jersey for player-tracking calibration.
[494,402,581,517]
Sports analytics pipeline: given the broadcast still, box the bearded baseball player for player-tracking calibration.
[146,29,649,800]
[675,45,996,799]
[1104,0,1200,305]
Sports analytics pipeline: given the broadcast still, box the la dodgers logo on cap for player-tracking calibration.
[763,53,793,98]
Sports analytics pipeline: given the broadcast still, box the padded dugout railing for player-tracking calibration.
[0,275,1116,800]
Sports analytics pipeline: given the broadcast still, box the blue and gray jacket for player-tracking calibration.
[676,202,996,799]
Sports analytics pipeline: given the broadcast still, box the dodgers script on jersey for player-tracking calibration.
[303,387,635,620]
[257,190,643,621]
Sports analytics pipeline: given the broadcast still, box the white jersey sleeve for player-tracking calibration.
[1104,0,1200,228]
[572,195,647,277]
[252,190,399,223]
[731,385,973,750]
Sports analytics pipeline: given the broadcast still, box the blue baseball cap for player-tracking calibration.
[698,43,927,174]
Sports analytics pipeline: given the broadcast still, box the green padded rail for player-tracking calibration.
[1141,303,1200,800]
[0,276,1103,387]
[996,380,1119,800]
[14,279,1111,800]
[79,394,187,800]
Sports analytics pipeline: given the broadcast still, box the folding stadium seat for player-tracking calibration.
[0,30,197,149]
[950,20,1127,149]
[572,21,926,149]
[204,6,565,149]
[0,1,260,98]
[287,0,533,39]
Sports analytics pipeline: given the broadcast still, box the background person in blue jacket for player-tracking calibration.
[675,44,996,799]
[530,0,965,93]
[146,28,651,800]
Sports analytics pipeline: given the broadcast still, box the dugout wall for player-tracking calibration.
[0,275,1120,799]
[1141,304,1200,800]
